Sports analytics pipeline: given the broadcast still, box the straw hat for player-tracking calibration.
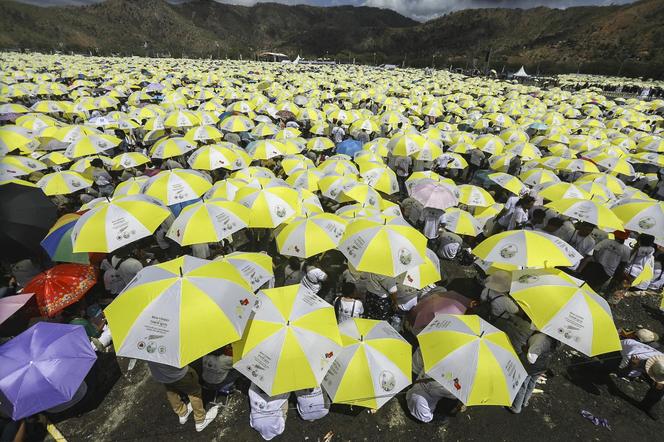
[485,270,511,293]
[636,328,659,344]
[645,355,664,385]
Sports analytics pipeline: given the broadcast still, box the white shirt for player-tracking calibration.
[301,267,327,293]
[249,383,289,441]
[295,387,330,421]
[498,206,528,229]
[336,298,364,323]
[480,288,519,319]
[619,339,662,377]
[202,353,233,385]
[504,195,519,212]
[648,261,664,291]
[407,349,456,423]
[592,239,630,276]
[191,243,210,259]
[365,273,398,298]
[567,232,596,271]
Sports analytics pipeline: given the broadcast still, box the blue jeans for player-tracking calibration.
[510,374,538,413]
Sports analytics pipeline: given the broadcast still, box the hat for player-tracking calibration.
[636,328,659,344]
[645,355,664,385]
[613,230,629,240]
[485,270,511,293]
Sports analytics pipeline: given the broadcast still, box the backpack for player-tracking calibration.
[103,258,126,295]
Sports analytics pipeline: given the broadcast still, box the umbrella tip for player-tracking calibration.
[360,335,364,342]
[179,267,183,277]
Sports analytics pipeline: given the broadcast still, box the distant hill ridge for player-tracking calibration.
[1,0,663,78]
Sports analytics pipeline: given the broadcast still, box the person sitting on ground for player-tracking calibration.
[147,361,219,432]
[509,333,557,414]
[249,383,289,440]
[294,386,330,422]
[579,230,630,292]
[617,338,664,420]
[406,347,460,424]
[478,270,519,322]
[333,282,364,323]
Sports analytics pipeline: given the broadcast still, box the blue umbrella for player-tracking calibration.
[0,322,97,420]
[529,122,548,131]
[336,139,363,157]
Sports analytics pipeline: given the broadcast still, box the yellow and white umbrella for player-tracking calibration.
[611,199,664,238]
[113,176,149,197]
[112,152,150,170]
[36,170,92,195]
[537,182,590,201]
[322,318,411,410]
[339,218,426,277]
[166,199,250,246]
[184,125,224,142]
[417,314,527,406]
[71,194,170,252]
[473,230,582,268]
[69,155,113,173]
[575,173,625,195]
[510,269,621,356]
[276,213,347,258]
[458,184,495,207]
[219,114,255,132]
[399,248,441,289]
[487,173,526,195]
[187,143,249,171]
[233,284,343,396]
[359,164,399,195]
[163,110,201,128]
[105,255,255,367]
[441,208,483,236]
[285,169,322,192]
[0,155,47,179]
[150,137,197,159]
[141,168,212,205]
[64,134,120,159]
[281,155,315,175]
[234,185,299,228]
[214,251,274,291]
[388,133,426,156]
[247,139,291,160]
[545,199,624,231]
[306,137,335,152]
[519,168,560,187]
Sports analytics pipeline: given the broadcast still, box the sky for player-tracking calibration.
[18,0,638,21]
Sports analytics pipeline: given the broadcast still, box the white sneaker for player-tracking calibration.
[195,406,219,432]
[179,403,193,425]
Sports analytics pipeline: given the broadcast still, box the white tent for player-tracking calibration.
[514,66,529,77]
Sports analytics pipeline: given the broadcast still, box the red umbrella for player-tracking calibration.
[407,290,471,334]
[22,264,97,317]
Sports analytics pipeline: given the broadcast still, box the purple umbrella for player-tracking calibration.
[0,293,34,326]
[0,322,97,420]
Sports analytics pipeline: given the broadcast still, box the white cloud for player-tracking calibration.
[363,0,637,21]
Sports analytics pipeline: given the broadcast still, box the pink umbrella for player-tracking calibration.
[410,182,458,210]
[408,290,471,334]
[0,293,34,325]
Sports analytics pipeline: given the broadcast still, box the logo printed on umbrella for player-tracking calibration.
[379,370,396,392]
[518,274,539,284]
[499,243,518,259]
[637,216,656,230]
[398,248,412,265]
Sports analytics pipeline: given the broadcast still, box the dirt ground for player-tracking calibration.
[45,277,664,442]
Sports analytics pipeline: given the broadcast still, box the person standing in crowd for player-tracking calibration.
[509,333,557,414]
[333,282,364,323]
[300,258,328,296]
[364,272,398,321]
[147,362,219,432]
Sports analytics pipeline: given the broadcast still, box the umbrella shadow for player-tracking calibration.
[47,352,122,423]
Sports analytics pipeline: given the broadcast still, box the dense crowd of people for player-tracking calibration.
[1,53,663,441]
